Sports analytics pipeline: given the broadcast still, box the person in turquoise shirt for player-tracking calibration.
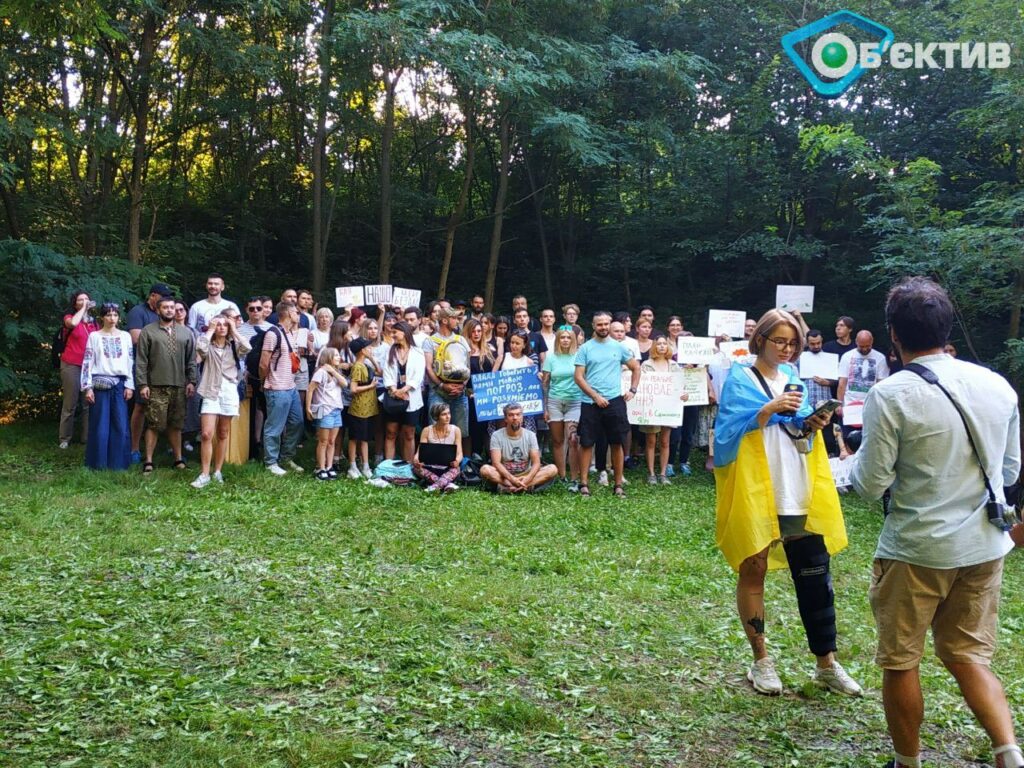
[573,311,640,498]
[541,326,584,490]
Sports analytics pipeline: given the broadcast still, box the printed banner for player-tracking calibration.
[799,351,839,380]
[680,366,710,406]
[707,309,746,338]
[471,368,544,422]
[335,286,365,308]
[776,284,815,313]
[674,336,718,365]
[391,287,422,309]
[364,284,394,306]
[718,340,756,367]
[620,370,685,427]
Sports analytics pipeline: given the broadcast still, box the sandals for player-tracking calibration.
[578,484,591,498]
[142,461,154,474]
[613,484,626,498]
[173,459,187,470]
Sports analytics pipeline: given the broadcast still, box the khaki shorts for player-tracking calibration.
[868,557,1003,670]
[145,385,187,431]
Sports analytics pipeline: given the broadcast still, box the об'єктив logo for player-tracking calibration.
[782,10,1011,99]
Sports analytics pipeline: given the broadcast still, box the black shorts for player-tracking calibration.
[384,406,421,427]
[347,414,374,442]
[578,397,630,448]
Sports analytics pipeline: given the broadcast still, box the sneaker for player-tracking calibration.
[130,450,141,464]
[747,657,783,696]
[58,440,69,450]
[425,484,439,493]
[361,463,373,479]
[598,470,609,487]
[647,474,658,485]
[315,469,330,481]
[680,462,692,477]
[659,475,672,485]
[326,468,338,479]
[183,441,195,453]
[267,464,287,476]
[444,483,459,493]
[191,474,211,489]
[366,477,390,489]
[665,464,675,477]
[567,481,580,493]
[813,661,863,697]
[347,465,362,480]
[213,471,224,483]
[285,460,304,473]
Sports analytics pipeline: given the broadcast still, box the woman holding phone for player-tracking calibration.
[713,309,860,698]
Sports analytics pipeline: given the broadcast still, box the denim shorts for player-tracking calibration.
[546,397,581,423]
[316,408,343,429]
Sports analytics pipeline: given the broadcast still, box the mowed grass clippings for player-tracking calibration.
[1,421,1022,767]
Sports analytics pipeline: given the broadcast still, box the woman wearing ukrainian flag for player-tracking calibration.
[714,308,862,698]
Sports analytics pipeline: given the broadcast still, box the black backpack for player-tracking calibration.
[459,455,485,487]
[51,324,68,369]
[245,326,285,392]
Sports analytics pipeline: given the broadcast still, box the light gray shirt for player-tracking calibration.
[851,354,1020,568]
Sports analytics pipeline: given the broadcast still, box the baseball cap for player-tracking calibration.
[149,282,173,297]
[350,337,371,356]
[439,306,462,318]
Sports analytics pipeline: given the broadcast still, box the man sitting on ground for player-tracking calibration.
[480,402,558,493]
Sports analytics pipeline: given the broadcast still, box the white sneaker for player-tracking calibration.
[284,460,304,473]
[366,478,390,489]
[347,465,362,480]
[747,657,783,696]
[597,470,609,487]
[267,464,287,476]
[191,474,211,489]
[813,661,863,697]
[444,483,459,493]
[361,463,373,479]
[213,471,224,483]
[59,441,70,450]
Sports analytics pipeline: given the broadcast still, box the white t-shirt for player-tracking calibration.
[621,336,641,361]
[310,366,344,417]
[744,367,811,516]
[187,298,241,333]
[501,354,536,370]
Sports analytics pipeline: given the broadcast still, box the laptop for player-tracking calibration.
[419,443,458,466]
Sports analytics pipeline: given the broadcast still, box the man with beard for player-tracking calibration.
[186,273,240,333]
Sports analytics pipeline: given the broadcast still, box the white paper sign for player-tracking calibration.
[830,456,853,488]
[680,367,710,406]
[621,370,685,427]
[718,340,756,367]
[799,351,839,380]
[335,286,365,308]
[391,287,422,309]
[776,285,815,313]
[708,309,746,338]
[364,284,394,305]
[842,401,864,426]
[675,336,718,365]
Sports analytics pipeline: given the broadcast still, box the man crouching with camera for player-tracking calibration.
[851,276,1023,768]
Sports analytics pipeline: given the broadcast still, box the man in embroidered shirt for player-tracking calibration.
[851,277,1022,768]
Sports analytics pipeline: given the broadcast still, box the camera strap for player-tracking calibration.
[903,363,998,507]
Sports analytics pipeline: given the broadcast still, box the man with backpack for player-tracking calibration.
[422,306,472,457]
[258,301,305,476]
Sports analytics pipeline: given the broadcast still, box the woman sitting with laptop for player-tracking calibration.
[412,401,464,493]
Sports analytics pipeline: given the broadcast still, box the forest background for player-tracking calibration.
[0,0,1022,404]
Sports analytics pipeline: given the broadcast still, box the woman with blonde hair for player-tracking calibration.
[714,308,859,698]
[641,335,688,484]
[541,326,583,491]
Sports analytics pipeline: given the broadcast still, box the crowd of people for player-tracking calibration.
[53,274,1024,766]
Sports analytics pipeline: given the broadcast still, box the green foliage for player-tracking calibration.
[0,240,173,399]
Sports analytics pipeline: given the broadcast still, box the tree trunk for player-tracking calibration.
[311,0,335,295]
[127,10,159,264]
[524,152,554,308]
[483,112,511,312]
[378,70,400,284]
[437,104,475,299]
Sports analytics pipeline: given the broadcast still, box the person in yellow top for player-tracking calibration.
[713,308,861,698]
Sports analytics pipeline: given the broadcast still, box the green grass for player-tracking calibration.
[2,420,1022,767]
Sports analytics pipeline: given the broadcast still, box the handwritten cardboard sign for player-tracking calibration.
[471,368,544,422]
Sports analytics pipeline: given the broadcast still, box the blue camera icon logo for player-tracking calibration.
[782,10,894,98]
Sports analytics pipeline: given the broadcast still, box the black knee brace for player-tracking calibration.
[783,534,837,657]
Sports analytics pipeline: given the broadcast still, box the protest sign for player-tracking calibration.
[842,401,864,427]
[830,456,853,488]
[364,284,394,305]
[707,309,746,338]
[335,286,365,308]
[620,370,685,427]
[391,287,422,309]
[718,340,756,367]
[675,336,718,365]
[471,368,543,422]
[680,366,710,406]
[776,285,815,313]
[799,351,839,380]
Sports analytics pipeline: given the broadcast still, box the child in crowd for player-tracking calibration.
[306,347,347,481]
[347,338,379,479]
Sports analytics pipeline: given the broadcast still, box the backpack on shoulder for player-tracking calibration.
[430,334,470,383]
[51,324,68,369]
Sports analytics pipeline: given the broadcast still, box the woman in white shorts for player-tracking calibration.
[192,316,251,488]
[541,326,583,492]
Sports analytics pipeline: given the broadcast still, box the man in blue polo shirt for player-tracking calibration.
[574,310,640,498]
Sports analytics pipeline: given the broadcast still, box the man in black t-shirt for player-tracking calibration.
[822,315,856,398]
